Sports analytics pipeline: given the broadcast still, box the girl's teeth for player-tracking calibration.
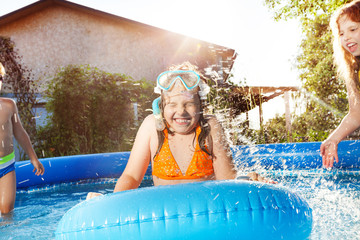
[176,119,189,123]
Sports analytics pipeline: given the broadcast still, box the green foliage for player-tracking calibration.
[260,104,344,143]
[264,0,350,21]
[35,65,155,157]
[0,36,38,160]
[261,115,288,143]
[262,0,353,142]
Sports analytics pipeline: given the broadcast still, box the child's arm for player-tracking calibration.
[208,116,237,180]
[11,100,44,176]
[113,115,154,192]
[87,115,154,200]
[209,116,276,183]
[321,77,360,168]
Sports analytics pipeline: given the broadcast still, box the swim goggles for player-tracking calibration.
[156,70,200,91]
[154,70,210,99]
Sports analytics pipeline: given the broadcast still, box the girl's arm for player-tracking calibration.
[11,100,44,175]
[113,115,155,192]
[208,116,276,183]
[87,115,155,199]
[321,78,360,167]
[207,116,237,180]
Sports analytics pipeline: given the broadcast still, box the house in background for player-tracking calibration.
[0,0,236,160]
[0,0,236,90]
[0,0,298,154]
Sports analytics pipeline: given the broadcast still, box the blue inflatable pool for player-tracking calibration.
[16,140,360,190]
[233,140,360,169]
[18,140,360,239]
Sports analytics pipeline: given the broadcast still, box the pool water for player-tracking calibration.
[1,170,359,240]
[0,179,153,240]
[269,169,360,240]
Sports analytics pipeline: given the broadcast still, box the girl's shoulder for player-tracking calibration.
[0,97,16,105]
[139,114,158,135]
[143,114,156,123]
[204,114,221,127]
[0,97,17,110]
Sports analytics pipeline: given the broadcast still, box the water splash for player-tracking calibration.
[210,81,359,239]
[265,169,360,240]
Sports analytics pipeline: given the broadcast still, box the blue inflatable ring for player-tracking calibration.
[55,180,312,240]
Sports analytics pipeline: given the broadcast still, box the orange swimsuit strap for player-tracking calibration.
[152,125,214,180]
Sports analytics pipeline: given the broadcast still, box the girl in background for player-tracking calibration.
[322,0,360,167]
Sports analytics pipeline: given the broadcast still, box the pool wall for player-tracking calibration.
[233,140,360,169]
[15,140,360,189]
[15,151,149,190]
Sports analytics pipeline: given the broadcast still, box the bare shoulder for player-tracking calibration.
[0,98,17,111]
[205,115,222,129]
[137,114,157,136]
[142,114,156,128]
[204,114,228,145]
[0,97,16,105]
[133,114,158,152]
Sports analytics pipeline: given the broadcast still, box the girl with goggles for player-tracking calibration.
[87,62,274,200]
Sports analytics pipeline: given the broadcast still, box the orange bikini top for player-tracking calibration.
[152,125,214,180]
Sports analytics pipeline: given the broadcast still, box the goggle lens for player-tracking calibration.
[157,71,200,91]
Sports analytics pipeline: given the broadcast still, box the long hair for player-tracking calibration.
[330,0,360,84]
[153,62,211,160]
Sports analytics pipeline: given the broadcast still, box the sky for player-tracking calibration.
[0,0,303,87]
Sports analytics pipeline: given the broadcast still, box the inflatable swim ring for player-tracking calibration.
[55,180,312,240]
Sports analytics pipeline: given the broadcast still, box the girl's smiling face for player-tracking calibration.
[163,81,201,134]
[339,15,360,56]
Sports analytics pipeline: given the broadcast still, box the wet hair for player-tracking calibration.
[153,62,212,160]
[330,0,360,83]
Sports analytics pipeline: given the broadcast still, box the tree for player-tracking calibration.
[263,0,352,142]
[35,65,156,157]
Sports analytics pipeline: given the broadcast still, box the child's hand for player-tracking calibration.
[86,192,103,200]
[31,160,45,176]
[247,172,277,184]
[320,139,339,168]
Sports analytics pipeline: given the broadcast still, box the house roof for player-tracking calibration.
[0,0,236,55]
[0,0,237,83]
